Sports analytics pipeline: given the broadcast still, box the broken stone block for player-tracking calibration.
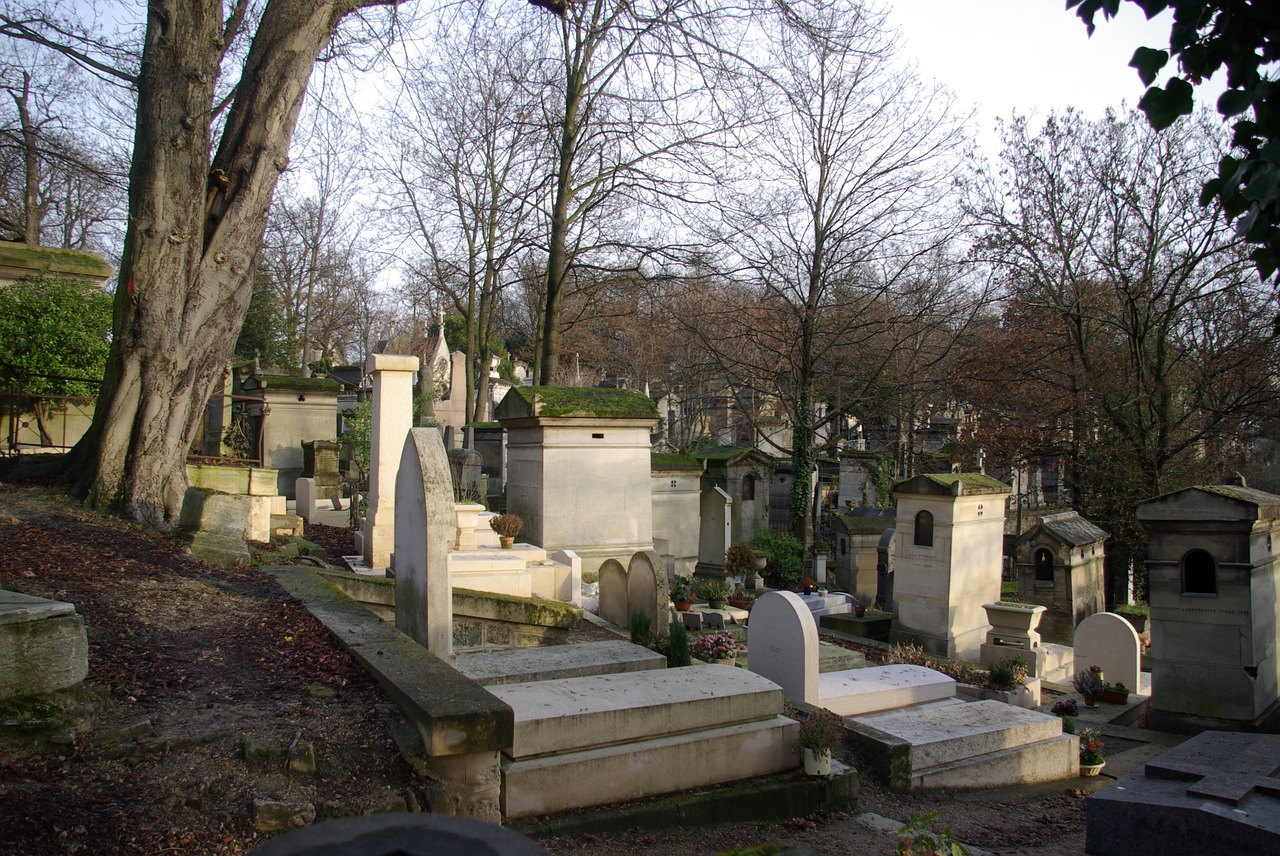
[288,739,317,775]
[252,799,315,833]
[0,590,88,701]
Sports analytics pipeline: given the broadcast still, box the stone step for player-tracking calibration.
[869,699,1067,770]
[816,664,957,717]
[912,733,1079,791]
[501,715,799,819]
[848,699,1079,792]
[455,640,666,686]
[1039,642,1073,684]
[489,664,783,759]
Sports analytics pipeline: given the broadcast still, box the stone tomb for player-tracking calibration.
[889,473,1011,661]
[1073,611,1142,694]
[1013,511,1107,645]
[364,354,420,571]
[1086,731,1280,856]
[1136,484,1280,732]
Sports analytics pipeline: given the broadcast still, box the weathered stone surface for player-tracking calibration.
[242,736,278,766]
[1086,732,1280,856]
[455,640,665,687]
[363,353,420,570]
[288,739,317,775]
[252,799,316,833]
[393,427,457,661]
[0,591,88,700]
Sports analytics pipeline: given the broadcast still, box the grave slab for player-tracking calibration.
[817,664,956,717]
[489,664,783,759]
[0,590,88,700]
[501,715,799,818]
[1086,732,1280,856]
[455,640,666,686]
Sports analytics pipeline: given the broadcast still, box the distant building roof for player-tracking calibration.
[1027,511,1108,546]
[651,452,702,472]
[895,472,1011,496]
[497,385,658,420]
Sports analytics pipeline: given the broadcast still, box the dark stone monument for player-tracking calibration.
[1086,731,1280,856]
[250,814,548,855]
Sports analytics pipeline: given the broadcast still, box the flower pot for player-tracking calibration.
[802,747,832,776]
[707,599,727,609]
[854,606,866,617]
[728,598,754,611]
[1082,694,1097,708]
[499,536,515,549]
[674,599,692,612]
[711,657,736,667]
[1080,761,1106,777]
[1100,689,1130,704]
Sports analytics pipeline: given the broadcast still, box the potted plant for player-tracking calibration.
[799,576,818,595]
[727,585,756,611]
[1050,699,1079,717]
[488,513,522,548]
[690,630,743,665]
[724,542,758,583]
[797,711,844,776]
[671,576,694,611]
[698,578,731,609]
[1078,728,1106,776]
[1100,682,1130,704]
[852,592,873,617]
[1072,669,1105,707]
[1088,663,1105,683]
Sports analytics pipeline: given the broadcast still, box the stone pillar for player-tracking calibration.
[363,354,420,571]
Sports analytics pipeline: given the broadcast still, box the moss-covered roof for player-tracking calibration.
[896,472,1011,495]
[0,240,114,282]
[831,510,897,534]
[1192,484,1280,504]
[467,422,501,430]
[651,452,702,471]
[506,385,658,419]
[253,374,341,392]
[693,444,756,462]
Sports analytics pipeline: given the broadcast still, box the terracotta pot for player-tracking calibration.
[674,599,691,612]
[499,536,514,549]
[1083,694,1097,708]
[854,606,866,617]
[728,598,754,611]
[1100,689,1130,704]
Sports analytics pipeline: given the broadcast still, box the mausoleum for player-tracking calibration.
[1013,510,1107,644]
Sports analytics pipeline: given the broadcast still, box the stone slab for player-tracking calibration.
[1086,732,1280,856]
[859,699,1066,769]
[0,589,75,625]
[817,664,956,717]
[820,612,892,642]
[489,664,783,759]
[913,733,1078,791]
[450,569,533,599]
[455,640,666,687]
[501,715,799,818]
[448,553,528,573]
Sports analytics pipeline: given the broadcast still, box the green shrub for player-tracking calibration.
[751,529,803,586]
[629,611,652,647]
[666,620,692,667]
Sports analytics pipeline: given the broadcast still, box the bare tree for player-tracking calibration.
[685,0,974,542]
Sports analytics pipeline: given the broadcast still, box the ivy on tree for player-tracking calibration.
[1068,1,1280,281]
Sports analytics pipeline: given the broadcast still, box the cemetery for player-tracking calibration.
[3,2,1280,851]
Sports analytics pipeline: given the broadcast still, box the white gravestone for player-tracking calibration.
[363,353,419,571]
[550,549,583,606]
[748,591,820,705]
[393,427,458,662]
[295,477,317,523]
[1073,611,1141,693]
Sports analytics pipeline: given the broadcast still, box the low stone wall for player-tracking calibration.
[314,568,583,651]
[269,567,513,821]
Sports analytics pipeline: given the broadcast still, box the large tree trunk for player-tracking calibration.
[65,0,390,528]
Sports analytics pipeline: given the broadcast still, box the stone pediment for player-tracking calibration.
[495,386,658,422]
[894,472,1011,497]
[1136,485,1280,523]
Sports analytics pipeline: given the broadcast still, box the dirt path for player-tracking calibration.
[0,483,1096,855]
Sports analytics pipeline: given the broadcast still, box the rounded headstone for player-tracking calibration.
[249,814,549,856]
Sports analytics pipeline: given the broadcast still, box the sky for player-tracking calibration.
[886,0,1221,156]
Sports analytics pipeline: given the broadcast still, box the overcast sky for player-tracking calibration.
[886,0,1215,154]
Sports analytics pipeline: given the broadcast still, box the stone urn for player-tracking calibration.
[982,602,1047,639]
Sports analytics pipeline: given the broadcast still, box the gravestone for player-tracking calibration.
[363,354,419,571]
[447,448,483,503]
[295,477,318,523]
[393,428,458,662]
[549,549,583,606]
[1073,612,1141,693]
[695,486,732,578]
[681,612,702,632]
[597,559,629,627]
[179,488,271,565]
[626,550,667,637]
[748,591,820,705]
[301,439,342,499]
[0,589,88,700]
[1086,731,1280,856]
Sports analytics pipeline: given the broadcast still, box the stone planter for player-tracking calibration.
[1100,688,1130,704]
[982,602,1047,638]
[802,747,832,776]
[711,657,736,667]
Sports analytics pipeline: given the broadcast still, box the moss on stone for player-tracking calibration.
[651,452,701,471]
[692,445,756,462]
[510,386,657,419]
[919,472,1011,494]
[0,241,113,280]
[252,374,341,392]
